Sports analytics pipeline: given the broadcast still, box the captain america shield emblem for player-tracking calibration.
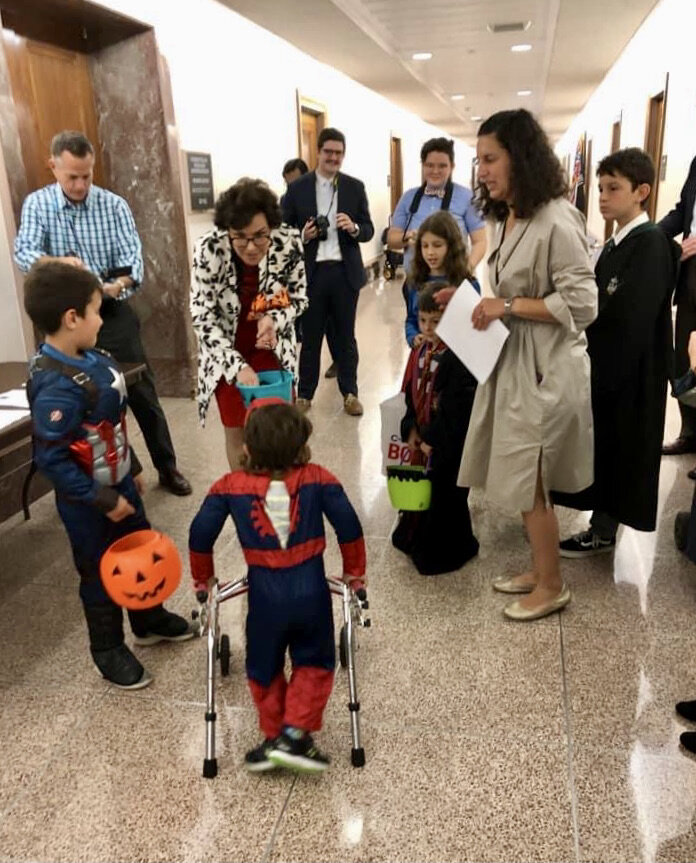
[49,410,63,423]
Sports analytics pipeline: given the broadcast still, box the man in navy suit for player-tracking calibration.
[660,156,696,472]
[282,128,374,416]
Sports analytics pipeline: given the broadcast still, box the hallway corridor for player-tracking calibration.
[1,274,696,862]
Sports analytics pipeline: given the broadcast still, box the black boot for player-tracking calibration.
[91,644,152,690]
[83,602,152,690]
[676,700,696,722]
[129,604,194,646]
[680,732,696,754]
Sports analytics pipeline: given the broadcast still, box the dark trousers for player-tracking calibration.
[57,474,168,649]
[296,316,341,369]
[97,298,177,474]
[299,262,359,399]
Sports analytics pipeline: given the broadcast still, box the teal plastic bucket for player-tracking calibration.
[386,464,432,511]
[237,369,294,407]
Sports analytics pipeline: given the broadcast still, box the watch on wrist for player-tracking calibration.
[503,297,516,317]
[351,222,360,238]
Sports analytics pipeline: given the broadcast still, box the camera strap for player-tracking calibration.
[319,174,338,220]
[401,179,454,240]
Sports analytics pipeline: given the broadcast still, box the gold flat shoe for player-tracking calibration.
[492,576,535,594]
[503,585,571,621]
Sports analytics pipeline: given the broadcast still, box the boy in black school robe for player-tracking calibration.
[556,148,680,555]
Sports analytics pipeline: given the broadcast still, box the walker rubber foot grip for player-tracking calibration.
[351,748,365,768]
[203,758,218,778]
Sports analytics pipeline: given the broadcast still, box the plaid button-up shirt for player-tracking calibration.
[14,183,144,299]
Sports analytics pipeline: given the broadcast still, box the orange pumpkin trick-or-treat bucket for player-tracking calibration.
[100,530,182,610]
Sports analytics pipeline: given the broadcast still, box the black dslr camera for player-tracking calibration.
[314,215,330,241]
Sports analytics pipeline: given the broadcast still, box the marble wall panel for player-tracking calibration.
[0,37,28,227]
[90,32,195,398]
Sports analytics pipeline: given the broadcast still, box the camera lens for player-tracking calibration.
[315,215,329,241]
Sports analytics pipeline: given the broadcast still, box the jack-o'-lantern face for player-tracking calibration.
[100,530,181,610]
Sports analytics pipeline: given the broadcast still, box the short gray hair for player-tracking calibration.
[50,131,94,159]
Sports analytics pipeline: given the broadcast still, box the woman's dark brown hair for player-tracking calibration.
[476,109,567,221]
[242,403,312,475]
[214,177,282,231]
[409,211,473,288]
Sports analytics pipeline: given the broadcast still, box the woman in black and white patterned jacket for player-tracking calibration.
[190,178,308,468]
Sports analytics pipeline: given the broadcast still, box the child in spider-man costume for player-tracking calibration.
[24,262,192,691]
[189,399,366,773]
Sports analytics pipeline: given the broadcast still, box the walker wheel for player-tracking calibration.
[675,511,690,553]
[339,625,348,669]
[218,634,231,676]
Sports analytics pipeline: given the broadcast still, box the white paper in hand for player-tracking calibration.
[435,280,509,384]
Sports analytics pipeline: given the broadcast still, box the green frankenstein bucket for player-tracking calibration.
[386,465,432,511]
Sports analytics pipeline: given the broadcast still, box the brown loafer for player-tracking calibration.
[492,576,535,594]
[503,585,571,621]
[343,394,363,416]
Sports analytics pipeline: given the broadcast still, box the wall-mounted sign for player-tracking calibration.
[186,152,214,211]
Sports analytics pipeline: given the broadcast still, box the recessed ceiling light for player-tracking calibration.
[517,89,532,96]
[511,43,532,52]
[471,115,482,121]
[412,52,432,61]
[451,94,465,101]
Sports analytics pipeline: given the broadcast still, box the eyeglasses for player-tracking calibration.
[320,148,344,158]
[230,232,271,249]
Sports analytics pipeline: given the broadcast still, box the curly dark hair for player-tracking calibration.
[409,211,473,288]
[214,177,282,231]
[476,109,567,220]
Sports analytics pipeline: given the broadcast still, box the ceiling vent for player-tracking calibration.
[487,21,531,33]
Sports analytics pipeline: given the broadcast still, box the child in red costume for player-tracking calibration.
[189,400,366,773]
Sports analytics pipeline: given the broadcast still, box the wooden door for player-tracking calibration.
[583,137,592,219]
[3,31,104,193]
[604,119,623,240]
[389,136,403,213]
[644,81,668,221]
[300,108,324,172]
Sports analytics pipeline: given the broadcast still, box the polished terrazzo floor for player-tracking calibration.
[2,274,696,862]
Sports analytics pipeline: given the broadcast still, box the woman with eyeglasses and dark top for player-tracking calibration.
[190,178,308,469]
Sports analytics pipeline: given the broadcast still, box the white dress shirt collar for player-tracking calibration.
[614,211,649,246]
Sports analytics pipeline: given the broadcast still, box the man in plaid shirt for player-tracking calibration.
[15,130,191,496]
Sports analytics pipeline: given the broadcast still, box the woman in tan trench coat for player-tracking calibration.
[439,110,597,621]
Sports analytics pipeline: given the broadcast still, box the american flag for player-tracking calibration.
[569,134,586,213]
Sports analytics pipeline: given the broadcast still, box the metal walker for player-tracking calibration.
[192,576,371,778]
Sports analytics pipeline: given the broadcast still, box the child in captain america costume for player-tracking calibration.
[24,261,192,690]
[189,400,366,773]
